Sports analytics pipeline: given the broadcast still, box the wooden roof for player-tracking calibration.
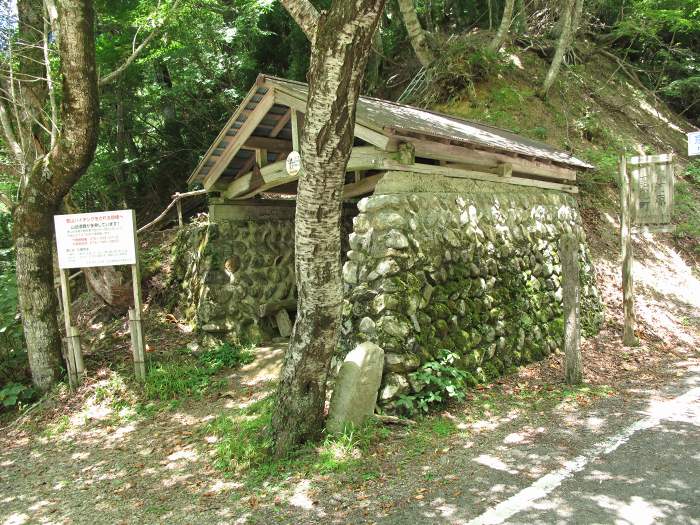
[189,75,592,197]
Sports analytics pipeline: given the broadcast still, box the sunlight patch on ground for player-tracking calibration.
[473,454,519,475]
[288,479,321,513]
[2,512,28,525]
[587,494,668,525]
[637,98,683,133]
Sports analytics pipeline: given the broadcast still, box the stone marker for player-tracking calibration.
[275,309,293,338]
[326,342,385,434]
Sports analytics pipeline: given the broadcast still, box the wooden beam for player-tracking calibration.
[342,174,383,199]
[404,138,578,181]
[202,91,276,190]
[380,159,578,193]
[270,109,291,138]
[245,136,292,152]
[236,155,256,177]
[628,153,673,165]
[224,145,577,199]
[224,147,396,200]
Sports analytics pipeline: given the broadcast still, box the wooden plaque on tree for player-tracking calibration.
[628,153,675,230]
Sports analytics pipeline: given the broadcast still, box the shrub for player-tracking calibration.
[396,349,471,415]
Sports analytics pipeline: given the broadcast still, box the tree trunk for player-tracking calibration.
[271,0,386,458]
[513,0,527,34]
[560,234,582,384]
[397,0,434,68]
[489,0,516,52]
[13,183,63,390]
[539,0,583,97]
[12,0,99,391]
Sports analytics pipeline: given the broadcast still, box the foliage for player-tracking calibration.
[144,342,252,400]
[0,382,34,409]
[73,0,310,213]
[396,349,475,415]
[411,35,512,105]
[0,210,26,387]
[597,0,700,124]
[673,161,700,251]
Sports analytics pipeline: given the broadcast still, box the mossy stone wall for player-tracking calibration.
[172,218,296,341]
[340,172,603,408]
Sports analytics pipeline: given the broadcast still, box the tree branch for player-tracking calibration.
[0,191,14,211]
[98,0,181,87]
[280,0,320,43]
[0,95,24,164]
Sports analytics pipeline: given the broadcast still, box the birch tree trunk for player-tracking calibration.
[271,0,386,457]
[488,0,516,52]
[540,0,583,97]
[397,0,434,68]
[11,0,99,391]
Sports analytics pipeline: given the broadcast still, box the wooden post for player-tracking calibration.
[59,268,85,387]
[291,110,300,152]
[129,210,147,381]
[619,155,638,346]
[561,234,582,384]
[176,195,183,228]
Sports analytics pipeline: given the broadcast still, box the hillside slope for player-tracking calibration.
[398,39,699,260]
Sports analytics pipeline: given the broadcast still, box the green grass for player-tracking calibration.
[144,342,253,401]
[202,397,391,486]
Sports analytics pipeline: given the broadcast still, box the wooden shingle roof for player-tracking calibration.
[189,75,591,197]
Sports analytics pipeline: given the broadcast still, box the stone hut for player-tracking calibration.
[173,75,603,408]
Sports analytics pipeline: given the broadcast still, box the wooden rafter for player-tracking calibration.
[244,136,292,152]
[274,89,397,152]
[270,109,291,138]
[202,90,276,190]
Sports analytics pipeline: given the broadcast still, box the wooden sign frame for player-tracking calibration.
[627,153,675,230]
[618,152,675,348]
[55,210,146,387]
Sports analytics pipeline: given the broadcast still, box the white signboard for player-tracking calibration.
[286,151,301,176]
[54,210,136,269]
[689,132,700,156]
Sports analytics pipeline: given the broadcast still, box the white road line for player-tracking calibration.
[464,387,700,525]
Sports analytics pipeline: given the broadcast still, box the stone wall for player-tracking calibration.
[340,172,604,408]
[171,201,297,341]
[171,200,357,341]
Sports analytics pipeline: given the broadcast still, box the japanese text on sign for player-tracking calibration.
[54,210,136,269]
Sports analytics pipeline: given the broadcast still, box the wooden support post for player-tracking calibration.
[291,110,300,151]
[59,268,85,387]
[255,148,267,168]
[560,234,582,384]
[130,210,147,381]
[129,309,146,382]
[619,155,638,346]
[176,196,183,228]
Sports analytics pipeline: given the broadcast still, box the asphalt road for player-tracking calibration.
[380,362,700,525]
[471,383,700,525]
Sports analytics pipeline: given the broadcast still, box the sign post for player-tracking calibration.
[54,210,146,384]
[618,152,675,347]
